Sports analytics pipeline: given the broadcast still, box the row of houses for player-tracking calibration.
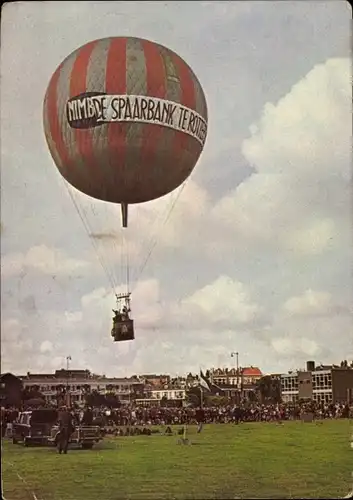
[1,360,352,407]
[0,366,263,407]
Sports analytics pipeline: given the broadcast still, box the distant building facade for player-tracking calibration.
[20,369,143,407]
[135,375,187,406]
[139,374,171,388]
[135,387,186,406]
[280,361,353,404]
[211,366,263,398]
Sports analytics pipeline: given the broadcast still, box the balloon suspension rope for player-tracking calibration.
[64,183,117,294]
[132,180,187,293]
[121,203,130,295]
[126,237,130,295]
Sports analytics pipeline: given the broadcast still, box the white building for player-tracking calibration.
[280,372,299,403]
[21,369,143,406]
[149,388,186,401]
[280,370,333,404]
[135,387,186,406]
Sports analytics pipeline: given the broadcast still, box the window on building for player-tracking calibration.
[312,392,333,404]
[281,376,299,391]
[312,372,332,391]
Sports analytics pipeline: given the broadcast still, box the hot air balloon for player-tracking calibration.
[43,36,208,342]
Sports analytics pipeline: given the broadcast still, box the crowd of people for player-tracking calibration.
[1,400,352,437]
[88,401,352,427]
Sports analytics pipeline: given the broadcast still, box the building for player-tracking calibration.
[184,373,200,388]
[0,373,23,407]
[135,375,187,406]
[136,387,186,406]
[331,367,353,403]
[211,366,263,398]
[280,361,353,404]
[20,369,144,407]
[139,374,171,388]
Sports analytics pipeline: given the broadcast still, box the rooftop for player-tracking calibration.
[213,367,262,377]
[242,367,262,376]
[19,370,142,383]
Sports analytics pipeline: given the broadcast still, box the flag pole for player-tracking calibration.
[199,364,203,408]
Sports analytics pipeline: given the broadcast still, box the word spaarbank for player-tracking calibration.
[66,93,207,146]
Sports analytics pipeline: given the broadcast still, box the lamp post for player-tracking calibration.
[66,356,72,407]
[231,352,240,403]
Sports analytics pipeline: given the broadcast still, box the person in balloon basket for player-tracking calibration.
[56,406,75,454]
[112,309,122,323]
[121,305,130,320]
[111,310,120,338]
[195,406,205,433]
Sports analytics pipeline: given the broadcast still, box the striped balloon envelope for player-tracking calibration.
[43,36,208,227]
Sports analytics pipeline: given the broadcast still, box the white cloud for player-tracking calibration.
[64,311,83,323]
[77,275,263,336]
[271,336,320,358]
[0,275,265,376]
[40,340,53,354]
[242,58,351,178]
[1,245,90,277]
[2,318,21,332]
[50,356,67,369]
[182,275,262,325]
[209,57,351,258]
[265,292,352,366]
[1,317,34,373]
[2,278,352,377]
[283,289,333,317]
[282,218,336,256]
[282,289,353,318]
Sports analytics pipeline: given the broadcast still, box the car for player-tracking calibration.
[12,409,58,446]
[48,423,102,449]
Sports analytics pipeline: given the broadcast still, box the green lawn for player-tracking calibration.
[2,421,352,499]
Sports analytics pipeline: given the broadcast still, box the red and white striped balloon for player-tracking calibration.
[43,37,208,206]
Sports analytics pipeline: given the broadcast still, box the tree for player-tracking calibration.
[186,387,201,407]
[256,376,281,404]
[104,392,121,408]
[186,393,200,407]
[247,390,258,403]
[84,390,106,407]
[205,395,229,407]
[0,373,23,407]
[160,395,168,407]
[21,386,45,403]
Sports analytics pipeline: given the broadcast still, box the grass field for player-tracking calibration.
[2,420,352,500]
